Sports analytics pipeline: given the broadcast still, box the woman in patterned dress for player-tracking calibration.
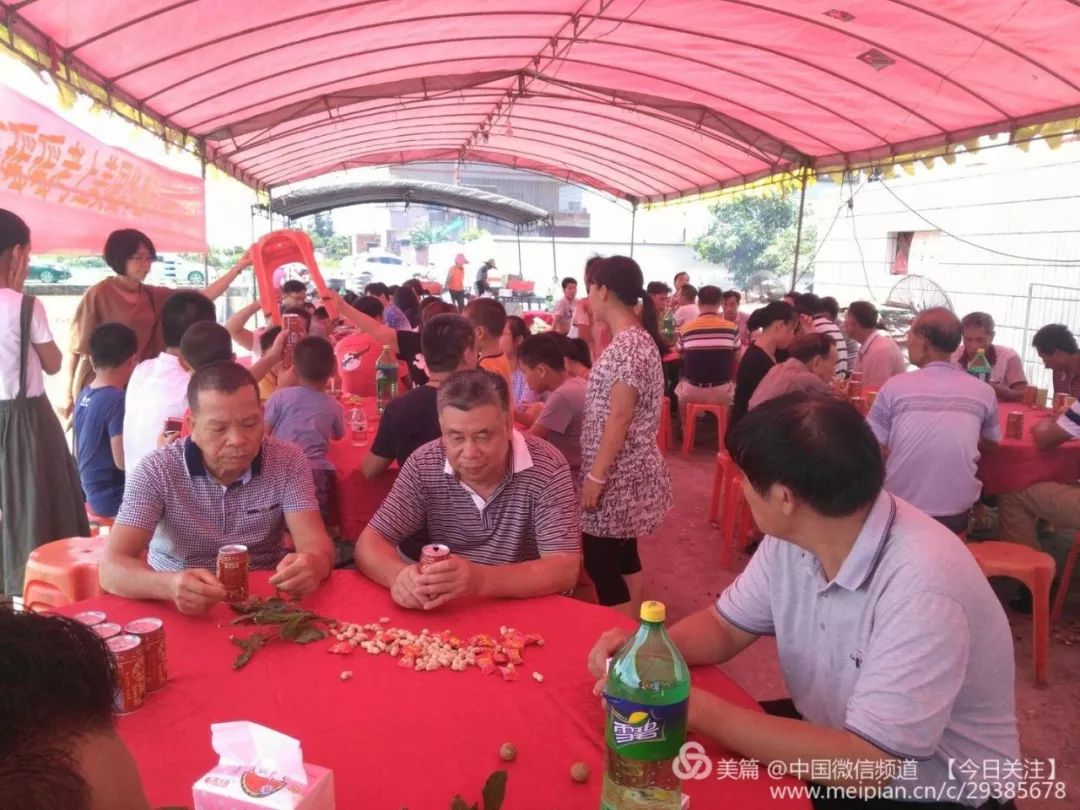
[580,256,673,616]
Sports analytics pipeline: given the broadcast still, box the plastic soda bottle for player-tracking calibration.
[601,601,690,810]
[375,345,397,414]
[967,349,992,383]
[661,309,677,343]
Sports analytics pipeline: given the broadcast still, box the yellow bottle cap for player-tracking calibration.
[640,601,666,623]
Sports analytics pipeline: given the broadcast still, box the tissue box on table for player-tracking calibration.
[192,722,334,810]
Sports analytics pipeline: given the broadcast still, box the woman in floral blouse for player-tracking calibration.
[580,256,672,615]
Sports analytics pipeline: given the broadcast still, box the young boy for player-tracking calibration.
[74,322,138,518]
[264,336,345,528]
[517,334,587,480]
[464,297,511,388]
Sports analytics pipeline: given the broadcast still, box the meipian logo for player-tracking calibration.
[672,741,713,780]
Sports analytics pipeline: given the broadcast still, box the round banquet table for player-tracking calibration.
[977,403,1080,495]
[325,397,396,541]
[61,573,810,809]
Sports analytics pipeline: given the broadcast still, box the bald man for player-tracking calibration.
[866,308,1000,534]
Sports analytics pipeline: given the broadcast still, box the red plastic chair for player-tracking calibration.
[657,395,673,453]
[251,229,338,326]
[968,541,1055,685]
[1051,531,1080,624]
[681,402,730,457]
[709,453,754,569]
[85,505,115,536]
[22,536,107,612]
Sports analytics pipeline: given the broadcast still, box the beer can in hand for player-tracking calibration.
[418,543,451,573]
[1053,393,1068,414]
[282,313,305,368]
[217,544,250,602]
[124,618,167,692]
[1022,385,1037,407]
[1006,411,1024,440]
[107,634,147,714]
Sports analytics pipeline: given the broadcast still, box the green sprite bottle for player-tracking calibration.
[661,309,677,343]
[967,349,992,383]
[601,601,690,810]
[375,345,397,414]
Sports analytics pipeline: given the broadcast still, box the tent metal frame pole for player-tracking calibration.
[200,146,209,289]
[549,219,558,289]
[267,188,274,232]
[516,227,523,276]
[630,201,638,257]
[790,169,809,293]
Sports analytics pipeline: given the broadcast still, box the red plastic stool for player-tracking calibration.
[656,395,674,454]
[681,402,730,457]
[968,541,1055,685]
[85,506,115,536]
[710,453,754,569]
[1051,531,1080,624]
[22,536,107,612]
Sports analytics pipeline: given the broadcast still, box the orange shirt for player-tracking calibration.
[447,264,465,291]
[479,353,513,391]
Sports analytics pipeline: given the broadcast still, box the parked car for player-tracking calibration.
[149,258,207,287]
[28,263,72,284]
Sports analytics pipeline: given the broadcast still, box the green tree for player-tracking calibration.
[312,211,334,240]
[692,192,816,293]
[409,223,437,250]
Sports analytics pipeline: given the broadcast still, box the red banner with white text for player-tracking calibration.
[0,83,206,253]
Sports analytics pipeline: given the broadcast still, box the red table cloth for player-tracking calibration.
[978,403,1080,495]
[325,397,396,542]
[62,573,809,809]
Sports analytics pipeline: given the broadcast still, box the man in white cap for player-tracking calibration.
[445,253,468,310]
[476,258,496,297]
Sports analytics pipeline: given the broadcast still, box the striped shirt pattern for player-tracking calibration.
[368,431,581,564]
[677,312,739,384]
[116,436,319,572]
[813,315,849,376]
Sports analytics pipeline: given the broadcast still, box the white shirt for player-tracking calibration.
[674,303,700,329]
[0,289,52,399]
[123,352,191,473]
[855,331,908,389]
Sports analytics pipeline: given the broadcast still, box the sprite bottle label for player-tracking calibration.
[604,694,688,761]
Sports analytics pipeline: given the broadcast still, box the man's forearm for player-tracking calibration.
[354,530,409,585]
[62,350,81,404]
[100,553,175,602]
[476,553,579,598]
[361,453,393,480]
[669,607,749,666]
[691,692,892,788]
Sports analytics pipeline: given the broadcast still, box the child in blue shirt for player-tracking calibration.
[264,336,345,530]
[74,322,137,518]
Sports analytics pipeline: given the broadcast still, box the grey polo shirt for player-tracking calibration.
[716,492,1019,804]
[117,436,319,571]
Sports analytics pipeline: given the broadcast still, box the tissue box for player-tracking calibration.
[193,764,334,809]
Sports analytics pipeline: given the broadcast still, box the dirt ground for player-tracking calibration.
[642,422,1080,810]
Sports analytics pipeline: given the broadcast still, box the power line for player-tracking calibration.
[875,176,1080,264]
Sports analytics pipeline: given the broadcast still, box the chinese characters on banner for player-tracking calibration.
[0,83,206,253]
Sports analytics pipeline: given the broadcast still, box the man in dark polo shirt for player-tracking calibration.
[355,369,581,611]
[363,314,478,478]
[101,361,334,615]
[589,393,1019,809]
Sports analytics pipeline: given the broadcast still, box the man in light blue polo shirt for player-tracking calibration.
[867,307,1000,534]
[589,393,1018,809]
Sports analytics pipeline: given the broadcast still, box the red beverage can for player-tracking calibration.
[73,610,107,627]
[1022,385,1037,407]
[124,617,167,692]
[850,396,868,416]
[164,416,183,435]
[107,634,147,714]
[282,313,305,367]
[217,544,250,602]
[418,543,451,573]
[847,380,863,399]
[1006,411,1025,440]
[93,622,123,641]
[849,371,863,384]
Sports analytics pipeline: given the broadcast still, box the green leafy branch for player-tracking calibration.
[451,770,507,810]
[228,596,335,669]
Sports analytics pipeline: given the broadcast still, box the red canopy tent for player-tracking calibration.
[2,1,1079,203]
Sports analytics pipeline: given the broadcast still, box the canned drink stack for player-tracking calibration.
[125,618,168,692]
[73,610,107,626]
[1006,411,1025,440]
[418,543,451,573]
[217,544,250,602]
[93,622,123,641]
[107,634,147,714]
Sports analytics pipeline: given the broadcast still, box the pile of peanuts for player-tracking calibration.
[329,619,544,681]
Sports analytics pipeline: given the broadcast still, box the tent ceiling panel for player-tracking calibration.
[5,0,1080,201]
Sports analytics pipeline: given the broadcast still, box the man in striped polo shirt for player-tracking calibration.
[801,293,849,378]
[675,285,740,406]
[354,369,581,610]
